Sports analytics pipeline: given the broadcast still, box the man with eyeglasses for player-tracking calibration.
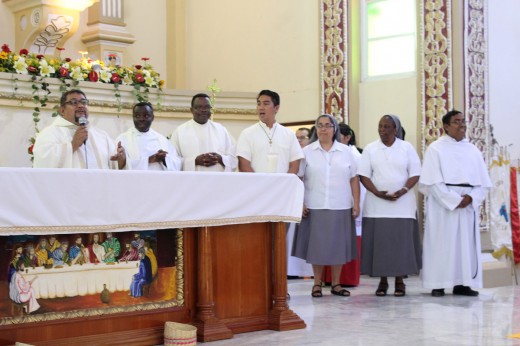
[295,128,311,148]
[169,93,237,171]
[116,102,181,171]
[33,89,127,169]
[420,110,492,297]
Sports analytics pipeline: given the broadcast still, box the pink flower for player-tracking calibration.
[110,73,121,83]
[19,49,29,56]
[28,66,38,74]
[59,67,69,78]
[134,73,145,83]
[1,44,11,53]
[89,70,99,82]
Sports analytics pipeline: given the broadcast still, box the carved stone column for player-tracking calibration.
[420,0,454,151]
[464,0,490,229]
[320,0,348,124]
[81,0,135,64]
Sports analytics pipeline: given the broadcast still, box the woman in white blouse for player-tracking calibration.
[292,114,360,297]
[357,115,422,297]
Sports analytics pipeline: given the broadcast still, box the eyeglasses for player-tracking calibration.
[316,124,335,129]
[64,99,89,107]
[134,114,153,120]
[297,136,309,140]
[449,119,467,125]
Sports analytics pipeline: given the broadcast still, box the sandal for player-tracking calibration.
[375,281,389,297]
[394,281,406,297]
[311,284,323,298]
[331,284,350,297]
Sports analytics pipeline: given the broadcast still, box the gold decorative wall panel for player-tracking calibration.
[320,0,348,123]
[465,0,490,229]
[420,0,453,150]
[465,0,489,155]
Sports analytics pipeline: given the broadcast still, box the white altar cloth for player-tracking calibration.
[0,168,304,235]
[24,261,139,299]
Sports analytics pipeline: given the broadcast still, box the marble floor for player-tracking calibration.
[208,276,520,346]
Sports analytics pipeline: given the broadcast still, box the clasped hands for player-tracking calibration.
[302,205,360,218]
[195,152,222,167]
[374,188,407,201]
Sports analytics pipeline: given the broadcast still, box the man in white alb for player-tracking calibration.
[117,102,181,171]
[420,110,492,297]
[236,89,303,173]
[170,93,237,171]
[33,89,126,169]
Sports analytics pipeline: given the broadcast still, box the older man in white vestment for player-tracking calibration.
[237,90,303,173]
[117,102,181,171]
[420,110,492,297]
[170,93,237,171]
[33,89,126,169]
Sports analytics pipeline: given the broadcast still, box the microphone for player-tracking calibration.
[78,117,87,144]
[78,116,87,127]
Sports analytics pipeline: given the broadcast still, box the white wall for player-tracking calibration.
[0,2,15,47]
[358,76,419,150]
[183,0,321,124]
[488,0,520,160]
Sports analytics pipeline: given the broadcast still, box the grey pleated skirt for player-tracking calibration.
[360,217,422,277]
[292,209,357,266]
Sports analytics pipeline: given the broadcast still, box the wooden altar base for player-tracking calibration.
[0,222,305,345]
[192,222,306,342]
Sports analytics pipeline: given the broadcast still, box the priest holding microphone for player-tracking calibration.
[33,89,126,169]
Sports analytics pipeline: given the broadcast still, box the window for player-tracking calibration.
[362,0,416,79]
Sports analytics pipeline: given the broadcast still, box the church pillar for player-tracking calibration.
[80,0,135,64]
[464,0,490,229]
[420,0,454,149]
[320,0,349,124]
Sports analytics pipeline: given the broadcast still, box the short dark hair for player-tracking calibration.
[257,90,280,107]
[297,127,311,136]
[191,93,210,107]
[442,110,463,125]
[338,123,357,146]
[132,101,153,114]
[60,89,86,106]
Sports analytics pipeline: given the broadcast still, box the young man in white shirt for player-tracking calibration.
[236,89,303,173]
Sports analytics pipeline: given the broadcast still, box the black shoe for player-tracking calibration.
[453,285,479,296]
[431,289,445,297]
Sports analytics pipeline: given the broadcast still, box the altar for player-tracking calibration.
[0,168,305,345]
[24,261,139,299]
